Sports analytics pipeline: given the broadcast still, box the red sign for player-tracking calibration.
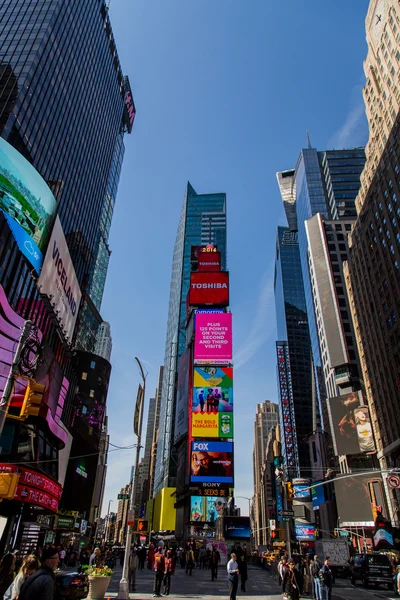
[14,485,59,512]
[197,251,221,272]
[0,464,62,500]
[189,272,229,307]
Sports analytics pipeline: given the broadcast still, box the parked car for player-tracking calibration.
[350,553,394,589]
[55,571,88,600]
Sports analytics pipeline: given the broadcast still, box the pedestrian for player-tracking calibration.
[200,547,207,569]
[152,547,165,598]
[210,546,220,581]
[282,560,301,600]
[238,556,248,592]
[303,556,311,595]
[278,557,288,586]
[89,548,102,567]
[311,555,321,600]
[185,546,195,576]
[148,544,155,570]
[163,550,175,596]
[128,548,138,592]
[10,555,40,600]
[139,546,146,570]
[395,565,400,596]
[59,548,66,569]
[320,558,333,600]
[227,553,239,600]
[0,554,16,600]
[18,546,59,600]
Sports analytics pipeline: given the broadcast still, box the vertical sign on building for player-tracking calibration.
[276,342,299,478]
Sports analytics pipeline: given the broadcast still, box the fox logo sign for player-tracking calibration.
[193,442,209,451]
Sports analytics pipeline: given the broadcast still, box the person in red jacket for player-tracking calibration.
[153,547,165,598]
[163,550,175,596]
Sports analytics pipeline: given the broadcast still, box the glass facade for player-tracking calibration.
[274,227,313,476]
[154,182,227,494]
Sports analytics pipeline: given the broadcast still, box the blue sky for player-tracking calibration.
[100,0,369,517]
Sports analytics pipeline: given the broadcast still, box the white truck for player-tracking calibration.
[315,539,350,573]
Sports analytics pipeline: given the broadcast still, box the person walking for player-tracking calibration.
[11,555,40,600]
[163,550,175,596]
[282,560,301,600]
[152,547,165,598]
[18,547,59,600]
[185,546,195,576]
[238,556,248,592]
[320,558,333,600]
[278,557,288,587]
[0,554,16,600]
[128,548,138,592]
[210,546,220,581]
[311,555,322,600]
[227,553,239,600]
[303,556,311,595]
[148,545,155,570]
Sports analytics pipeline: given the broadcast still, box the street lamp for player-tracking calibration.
[119,357,146,600]
[235,496,251,517]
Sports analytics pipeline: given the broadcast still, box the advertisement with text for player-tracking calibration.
[194,312,232,363]
[191,366,233,438]
[189,271,229,306]
[190,441,234,484]
[190,496,227,522]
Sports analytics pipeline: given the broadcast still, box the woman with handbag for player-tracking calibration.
[282,560,301,600]
[227,553,239,600]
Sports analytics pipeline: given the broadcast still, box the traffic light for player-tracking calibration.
[0,473,19,499]
[285,482,294,500]
[21,380,45,419]
[137,519,149,533]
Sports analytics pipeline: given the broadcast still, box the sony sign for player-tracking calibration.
[38,216,81,343]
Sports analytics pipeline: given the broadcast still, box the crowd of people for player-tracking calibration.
[277,554,333,600]
[0,546,60,600]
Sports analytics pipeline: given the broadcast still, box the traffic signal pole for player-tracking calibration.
[0,320,33,441]
[118,357,146,600]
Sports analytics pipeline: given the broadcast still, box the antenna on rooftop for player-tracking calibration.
[306,131,312,149]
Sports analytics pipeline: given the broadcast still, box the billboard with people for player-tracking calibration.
[191,366,233,438]
[190,441,234,484]
[327,392,375,456]
[190,496,227,522]
[0,138,57,272]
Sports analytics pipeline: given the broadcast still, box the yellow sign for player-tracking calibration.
[192,412,219,437]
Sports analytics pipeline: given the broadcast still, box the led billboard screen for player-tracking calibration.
[224,517,251,540]
[189,272,229,307]
[334,474,382,526]
[38,216,82,342]
[197,251,221,272]
[0,138,57,272]
[327,392,375,456]
[190,496,227,522]
[190,441,233,484]
[311,484,325,510]
[194,313,232,363]
[295,522,315,541]
[192,366,233,438]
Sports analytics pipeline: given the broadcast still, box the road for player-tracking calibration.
[105,564,398,600]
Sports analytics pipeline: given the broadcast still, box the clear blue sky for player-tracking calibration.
[101,0,369,517]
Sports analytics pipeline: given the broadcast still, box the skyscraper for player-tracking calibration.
[95,321,113,362]
[154,183,227,494]
[344,0,400,523]
[253,401,279,547]
[0,1,134,350]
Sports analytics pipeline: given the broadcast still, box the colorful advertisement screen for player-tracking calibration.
[190,441,233,484]
[327,392,375,456]
[224,517,251,540]
[189,271,229,307]
[190,496,227,522]
[311,484,325,510]
[192,366,233,438]
[0,137,57,272]
[194,312,232,363]
[295,522,315,541]
[293,485,311,500]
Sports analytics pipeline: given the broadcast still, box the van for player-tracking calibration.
[350,553,393,589]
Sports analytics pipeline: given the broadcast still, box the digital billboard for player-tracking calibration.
[38,216,82,342]
[190,441,233,484]
[198,252,221,272]
[194,313,232,363]
[189,272,229,307]
[0,138,57,272]
[311,484,325,510]
[293,485,311,500]
[335,474,382,527]
[295,522,315,541]
[190,496,227,522]
[327,392,375,456]
[224,517,251,540]
[191,366,233,438]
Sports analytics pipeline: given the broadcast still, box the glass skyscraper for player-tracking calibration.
[154,182,227,494]
[0,1,134,350]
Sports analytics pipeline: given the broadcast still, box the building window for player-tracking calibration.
[89,390,95,398]
[90,361,96,369]
[82,373,87,380]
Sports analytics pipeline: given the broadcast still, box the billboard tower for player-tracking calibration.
[173,244,234,543]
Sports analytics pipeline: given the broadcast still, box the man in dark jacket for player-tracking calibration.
[19,546,59,600]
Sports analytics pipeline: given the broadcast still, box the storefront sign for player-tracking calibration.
[0,464,62,499]
[14,485,59,512]
[56,516,75,530]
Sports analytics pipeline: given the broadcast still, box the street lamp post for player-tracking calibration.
[235,496,252,550]
[118,357,146,600]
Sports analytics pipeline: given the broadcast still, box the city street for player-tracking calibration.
[106,565,399,600]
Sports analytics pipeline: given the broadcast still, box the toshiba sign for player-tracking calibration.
[189,272,229,307]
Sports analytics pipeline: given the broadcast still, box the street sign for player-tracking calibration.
[278,509,294,517]
[281,517,291,522]
[118,494,130,500]
[387,474,400,489]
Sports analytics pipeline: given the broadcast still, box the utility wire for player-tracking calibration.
[3,443,136,467]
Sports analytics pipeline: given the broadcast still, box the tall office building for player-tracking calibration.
[0,1,135,350]
[253,402,279,546]
[274,226,314,477]
[344,0,400,523]
[277,148,366,431]
[149,367,163,500]
[154,183,227,494]
[95,321,113,362]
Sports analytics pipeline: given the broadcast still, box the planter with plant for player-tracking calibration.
[85,566,113,600]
